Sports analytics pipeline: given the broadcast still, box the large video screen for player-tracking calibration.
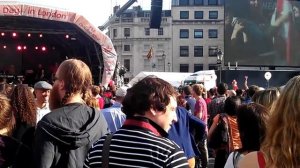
[225,0,300,67]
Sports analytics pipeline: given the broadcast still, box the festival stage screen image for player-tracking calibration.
[224,0,300,67]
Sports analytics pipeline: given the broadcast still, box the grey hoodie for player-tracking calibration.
[34,103,109,168]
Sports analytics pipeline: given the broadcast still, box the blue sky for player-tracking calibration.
[13,0,171,26]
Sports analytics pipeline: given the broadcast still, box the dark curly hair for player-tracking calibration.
[11,85,37,126]
[122,76,177,116]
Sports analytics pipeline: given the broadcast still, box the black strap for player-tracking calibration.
[102,134,113,168]
[232,151,241,168]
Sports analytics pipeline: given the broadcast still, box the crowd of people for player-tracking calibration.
[0,58,299,168]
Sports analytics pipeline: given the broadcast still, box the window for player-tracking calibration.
[209,29,218,38]
[194,29,203,38]
[158,44,164,50]
[180,29,189,38]
[179,0,189,5]
[124,28,130,37]
[113,29,117,37]
[194,64,203,72]
[194,0,204,5]
[180,64,189,72]
[180,11,189,19]
[194,46,203,57]
[209,11,218,19]
[208,0,218,5]
[180,46,189,57]
[158,28,164,35]
[124,45,130,51]
[209,64,217,70]
[209,46,218,56]
[124,59,130,71]
[145,28,150,36]
[194,11,203,19]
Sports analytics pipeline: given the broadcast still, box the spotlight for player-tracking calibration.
[3,45,6,49]
[65,34,69,39]
[39,34,43,38]
[35,46,39,50]
[12,32,17,37]
[17,46,22,50]
[27,33,31,37]
[1,32,4,36]
[41,46,46,51]
[23,46,27,50]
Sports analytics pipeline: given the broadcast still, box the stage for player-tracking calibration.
[0,1,117,86]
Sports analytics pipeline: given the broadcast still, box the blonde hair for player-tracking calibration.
[252,88,280,110]
[261,76,300,168]
[192,84,204,96]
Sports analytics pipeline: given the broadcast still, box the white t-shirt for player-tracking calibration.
[224,151,244,168]
[36,102,51,122]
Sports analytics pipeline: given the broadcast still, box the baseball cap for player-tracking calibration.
[34,81,53,90]
[115,86,128,97]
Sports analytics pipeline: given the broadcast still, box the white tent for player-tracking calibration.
[129,71,193,88]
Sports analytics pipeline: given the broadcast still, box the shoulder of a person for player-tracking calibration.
[238,151,260,168]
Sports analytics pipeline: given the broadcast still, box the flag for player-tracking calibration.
[146,47,153,60]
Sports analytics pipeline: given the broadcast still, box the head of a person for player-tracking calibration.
[34,81,52,103]
[262,76,300,167]
[224,96,241,116]
[252,88,280,109]
[49,59,92,110]
[217,82,228,95]
[10,84,37,126]
[236,88,243,97]
[227,89,237,97]
[176,94,187,108]
[237,103,269,152]
[192,84,205,97]
[91,85,100,97]
[122,76,178,132]
[182,85,193,97]
[115,86,128,102]
[246,85,260,98]
[0,94,15,136]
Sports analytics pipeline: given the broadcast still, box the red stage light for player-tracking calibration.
[1,32,4,36]
[17,46,22,50]
[12,32,17,37]
[35,46,39,50]
[41,46,46,51]
[3,45,7,49]
[27,33,31,37]
[39,34,43,38]
[65,34,69,39]
[23,46,27,49]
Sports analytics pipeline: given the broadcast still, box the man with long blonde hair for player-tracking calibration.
[34,59,109,168]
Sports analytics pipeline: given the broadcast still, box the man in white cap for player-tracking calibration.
[101,86,127,133]
[34,81,52,122]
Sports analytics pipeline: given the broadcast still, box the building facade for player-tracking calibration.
[107,6,172,82]
[107,1,224,81]
[171,0,224,73]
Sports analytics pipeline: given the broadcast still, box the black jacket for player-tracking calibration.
[34,103,109,168]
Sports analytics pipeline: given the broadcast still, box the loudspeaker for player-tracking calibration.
[149,0,162,29]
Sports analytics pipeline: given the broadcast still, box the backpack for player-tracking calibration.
[208,113,230,150]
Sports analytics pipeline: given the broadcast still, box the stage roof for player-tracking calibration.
[0,1,117,86]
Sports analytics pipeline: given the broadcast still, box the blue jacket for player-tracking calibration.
[168,107,206,159]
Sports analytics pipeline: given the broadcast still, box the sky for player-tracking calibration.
[12,0,172,26]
